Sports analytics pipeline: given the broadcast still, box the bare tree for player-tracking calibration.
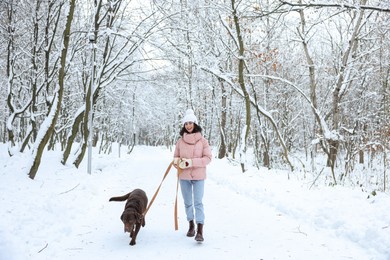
[28,0,76,179]
[61,0,169,167]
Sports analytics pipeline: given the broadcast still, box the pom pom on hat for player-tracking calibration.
[182,109,198,125]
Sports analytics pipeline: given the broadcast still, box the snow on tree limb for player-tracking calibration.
[279,1,390,13]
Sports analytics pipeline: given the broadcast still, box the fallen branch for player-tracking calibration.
[294,226,308,236]
[59,183,80,195]
[309,168,325,190]
[38,243,48,253]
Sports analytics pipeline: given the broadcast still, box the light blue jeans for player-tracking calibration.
[180,179,205,225]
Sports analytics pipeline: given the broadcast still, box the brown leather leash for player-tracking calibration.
[143,161,182,230]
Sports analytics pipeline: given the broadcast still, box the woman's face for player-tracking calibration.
[185,122,194,133]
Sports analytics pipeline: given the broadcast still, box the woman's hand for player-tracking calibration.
[178,158,193,169]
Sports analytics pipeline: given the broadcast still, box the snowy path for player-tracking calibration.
[0,146,386,260]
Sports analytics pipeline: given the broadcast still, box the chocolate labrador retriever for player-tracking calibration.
[109,189,148,245]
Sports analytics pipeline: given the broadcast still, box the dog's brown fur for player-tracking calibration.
[109,189,148,246]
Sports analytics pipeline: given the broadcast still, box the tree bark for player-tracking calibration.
[61,111,84,165]
[28,0,76,179]
[232,0,251,172]
[217,79,227,159]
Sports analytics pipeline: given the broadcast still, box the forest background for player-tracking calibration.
[0,0,389,191]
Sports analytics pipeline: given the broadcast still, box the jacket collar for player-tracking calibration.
[182,132,202,144]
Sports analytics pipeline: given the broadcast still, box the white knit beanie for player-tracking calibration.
[182,109,198,125]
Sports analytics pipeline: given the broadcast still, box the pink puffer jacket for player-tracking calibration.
[174,132,212,180]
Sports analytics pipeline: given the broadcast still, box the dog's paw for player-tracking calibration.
[129,240,136,246]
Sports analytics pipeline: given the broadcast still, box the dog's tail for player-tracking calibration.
[109,193,131,202]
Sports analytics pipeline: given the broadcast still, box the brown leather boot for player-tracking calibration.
[195,223,204,242]
[186,220,195,237]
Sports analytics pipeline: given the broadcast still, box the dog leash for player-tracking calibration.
[174,167,182,230]
[143,161,182,230]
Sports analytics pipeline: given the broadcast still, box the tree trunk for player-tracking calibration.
[69,0,103,167]
[232,0,250,172]
[61,111,84,164]
[28,0,76,179]
[218,79,227,159]
[5,3,17,152]
[73,68,93,168]
[328,0,366,184]
[359,150,364,164]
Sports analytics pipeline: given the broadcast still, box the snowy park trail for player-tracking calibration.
[1,145,389,260]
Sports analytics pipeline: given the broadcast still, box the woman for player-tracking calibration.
[173,109,212,242]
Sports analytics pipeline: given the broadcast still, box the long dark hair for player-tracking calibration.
[179,123,203,136]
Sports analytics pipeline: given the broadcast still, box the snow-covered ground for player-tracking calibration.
[0,144,389,260]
